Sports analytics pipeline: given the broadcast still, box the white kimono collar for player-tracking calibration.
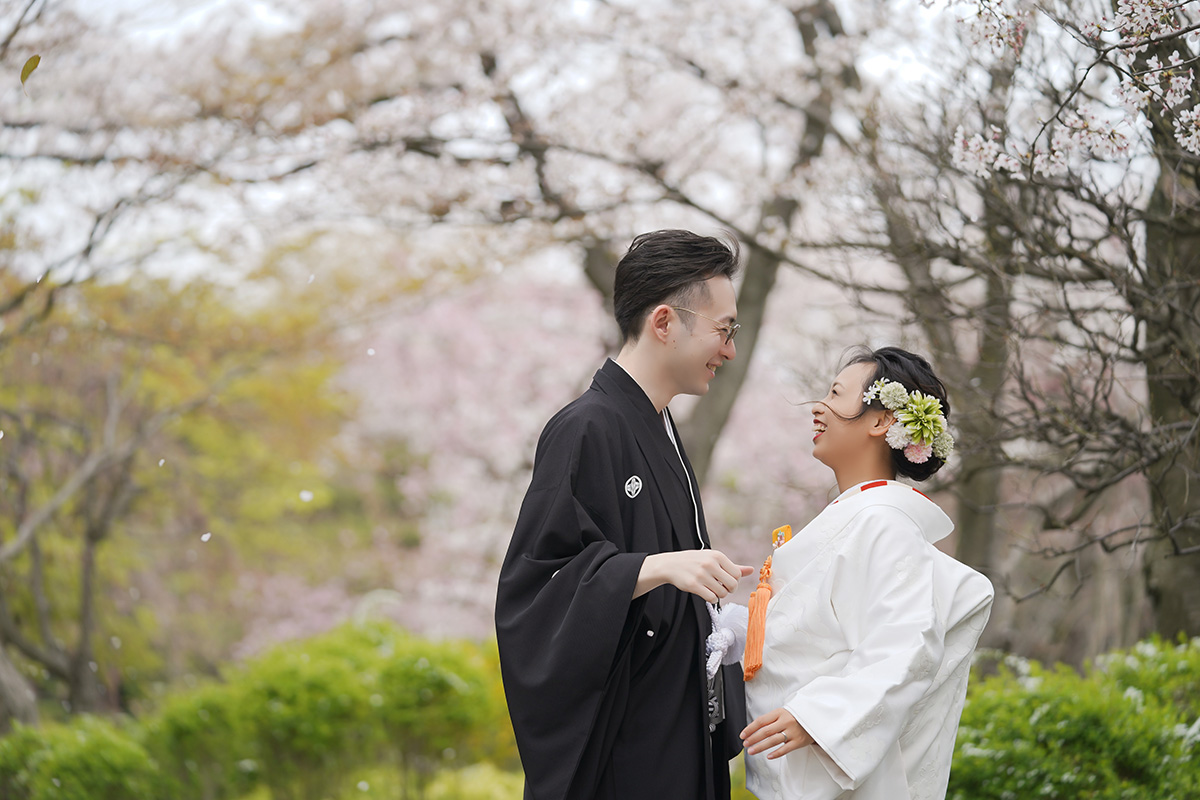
[830,479,954,545]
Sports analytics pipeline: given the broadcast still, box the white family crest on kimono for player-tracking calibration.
[745,481,993,800]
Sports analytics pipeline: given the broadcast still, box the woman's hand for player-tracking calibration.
[740,707,813,759]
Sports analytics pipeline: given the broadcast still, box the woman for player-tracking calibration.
[736,346,993,800]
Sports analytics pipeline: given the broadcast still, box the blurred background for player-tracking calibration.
[2,0,1198,797]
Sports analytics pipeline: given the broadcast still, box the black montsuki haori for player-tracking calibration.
[496,358,745,800]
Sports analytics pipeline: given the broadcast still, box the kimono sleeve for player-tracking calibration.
[494,410,647,799]
[782,506,945,790]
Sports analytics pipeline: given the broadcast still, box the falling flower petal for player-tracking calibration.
[201,532,212,542]
[299,490,314,502]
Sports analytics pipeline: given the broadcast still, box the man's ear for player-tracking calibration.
[648,304,674,343]
[867,409,896,439]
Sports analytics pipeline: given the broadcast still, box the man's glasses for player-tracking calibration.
[671,307,741,345]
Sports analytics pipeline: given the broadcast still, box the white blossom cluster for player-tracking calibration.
[952,0,1200,177]
[953,0,1032,56]
[952,112,1136,180]
[1110,31,1200,155]
[950,125,1022,178]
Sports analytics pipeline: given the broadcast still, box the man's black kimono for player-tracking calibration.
[495,359,745,800]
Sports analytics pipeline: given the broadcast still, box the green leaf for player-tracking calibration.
[20,54,39,91]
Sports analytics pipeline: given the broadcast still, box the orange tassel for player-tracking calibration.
[743,556,772,681]
[744,525,790,681]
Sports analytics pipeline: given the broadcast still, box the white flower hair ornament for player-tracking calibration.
[862,378,955,464]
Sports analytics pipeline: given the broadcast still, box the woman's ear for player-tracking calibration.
[867,409,896,439]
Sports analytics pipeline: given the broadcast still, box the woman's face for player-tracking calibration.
[811,361,880,468]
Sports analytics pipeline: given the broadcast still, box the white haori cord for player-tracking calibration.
[705,602,748,680]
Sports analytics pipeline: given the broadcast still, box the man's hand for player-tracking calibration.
[741,707,813,759]
[634,550,754,601]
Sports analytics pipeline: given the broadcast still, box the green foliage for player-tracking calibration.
[0,716,165,800]
[950,638,1200,800]
[319,763,526,800]
[140,682,257,800]
[425,763,524,800]
[144,621,509,800]
[0,622,515,800]
[376,637,492,781]
[236,642,377,800]
[473,637,521,769]
[0,265,386,711]
[1094,636,1200,721]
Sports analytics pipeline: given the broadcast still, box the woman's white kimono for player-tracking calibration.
[745,481,993,800]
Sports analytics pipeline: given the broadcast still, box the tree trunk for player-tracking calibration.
[681,233,787,486]
[1141,353,1200,638]
[67,533,108,712]
[0,645,38,733]
[1140,156,1200,637]
[951,259,1012,574]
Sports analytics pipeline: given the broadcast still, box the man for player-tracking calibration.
[495,229,754,800]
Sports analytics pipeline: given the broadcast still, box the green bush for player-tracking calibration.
[950,639,1200,800]
[202,621,507,800]
[473,637,521,769]
[140,681,258,800]
[0,716,165,800]
[236,642,378,800]
[376,636,496,795]
[314,763,524,800]
[1095,636,1200,721]
[425,763,524,800]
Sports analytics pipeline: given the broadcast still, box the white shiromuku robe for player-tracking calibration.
[745,480,993,800]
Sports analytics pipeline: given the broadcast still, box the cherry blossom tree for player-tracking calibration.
[808,0,1200,643]
[5,0,871,484]
[319,0,875,485]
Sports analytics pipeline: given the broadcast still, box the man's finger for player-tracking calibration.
[713,557,750,584]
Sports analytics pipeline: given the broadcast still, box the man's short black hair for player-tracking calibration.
[612,229,741,344]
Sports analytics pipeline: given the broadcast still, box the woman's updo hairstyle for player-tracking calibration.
[844,345,952,482]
